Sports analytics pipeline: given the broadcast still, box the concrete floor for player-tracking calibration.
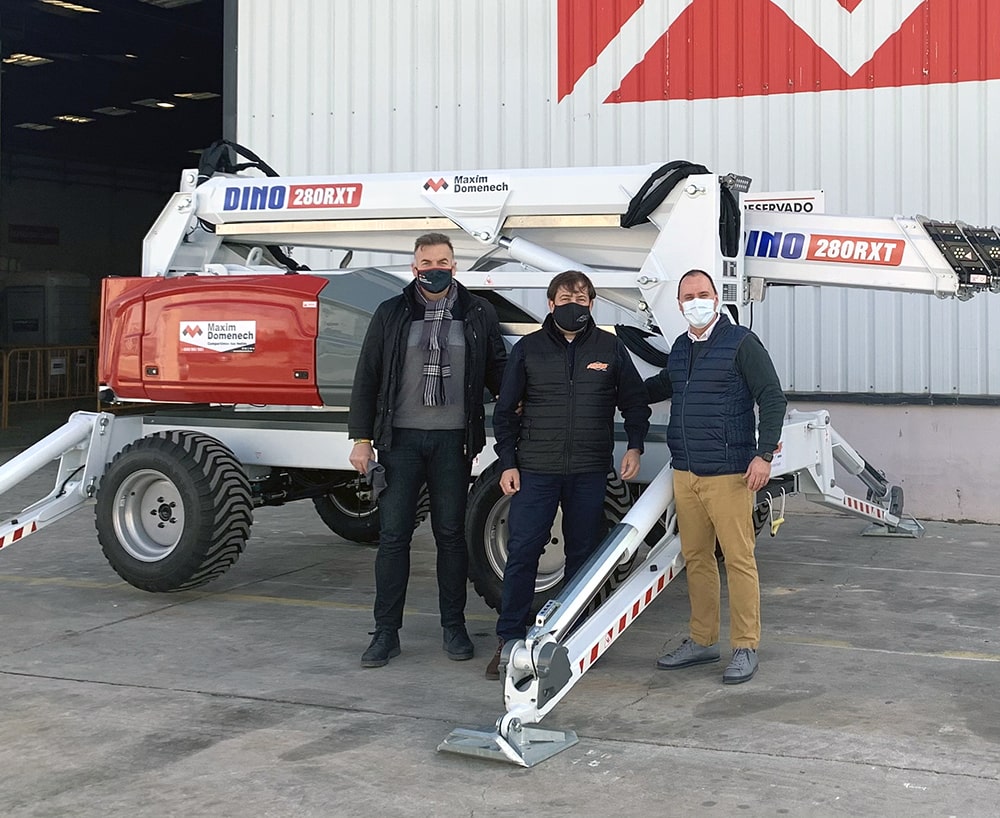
[1,412,999,817]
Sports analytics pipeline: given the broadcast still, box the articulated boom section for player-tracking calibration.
[744,211,1000,301]
[128,164,1000,422]
[919,218,1000,296]
[143,163,998,353]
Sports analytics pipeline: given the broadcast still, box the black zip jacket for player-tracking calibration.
[347,280,507,460]
[494,315,650,474]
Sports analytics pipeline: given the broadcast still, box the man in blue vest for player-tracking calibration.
[486,270,651,680]
[645,269,786,684]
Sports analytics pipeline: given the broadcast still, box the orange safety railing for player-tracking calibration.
[1,345,99,429]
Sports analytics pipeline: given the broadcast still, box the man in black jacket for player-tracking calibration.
[348,232,506,668]
[486,271,650,679]
[645,269,786,685]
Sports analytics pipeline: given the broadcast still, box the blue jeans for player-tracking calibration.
[373,428,471,632]
[496,470,608,641]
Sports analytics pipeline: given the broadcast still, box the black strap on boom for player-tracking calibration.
[197,139,281,184]
[194,140,309,272]
[621,160,741,259]
[613,324,670,368]
[620,160,710,227]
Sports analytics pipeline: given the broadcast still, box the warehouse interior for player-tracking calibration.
[0,0,225,346]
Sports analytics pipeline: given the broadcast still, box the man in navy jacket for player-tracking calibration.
[486,270,650,680]
[646,269,786,685]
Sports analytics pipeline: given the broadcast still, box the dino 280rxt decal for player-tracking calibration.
[222,183,363,211]
[559,0,1000,103]
[745,230,905,266]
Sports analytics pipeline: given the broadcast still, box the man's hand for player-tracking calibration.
[349,442,374,474]
[499,468,521,495]
[620,448,641,481]
[743,456,772,492]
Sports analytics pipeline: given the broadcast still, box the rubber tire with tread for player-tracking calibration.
[465,461,637,613]
[313,479,430,545]
[95,431,253,592]
[312,477,380,544]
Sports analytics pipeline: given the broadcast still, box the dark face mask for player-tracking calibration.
[552,302,591,333]
[416,267,453,294]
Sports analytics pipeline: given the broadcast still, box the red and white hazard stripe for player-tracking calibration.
[578,564,678,674]
[842,496,886,521]
[0,520,39,551]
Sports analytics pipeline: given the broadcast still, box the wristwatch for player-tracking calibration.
[759,450,774,463]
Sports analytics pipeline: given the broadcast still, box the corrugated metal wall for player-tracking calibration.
[237,0,1000,398]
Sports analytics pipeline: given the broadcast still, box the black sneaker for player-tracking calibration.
[443,624,474,661]
[361,629,400,668]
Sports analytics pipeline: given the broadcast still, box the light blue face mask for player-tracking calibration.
[682,298,717,328]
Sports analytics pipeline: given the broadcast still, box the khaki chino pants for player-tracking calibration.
[673,469,760,649]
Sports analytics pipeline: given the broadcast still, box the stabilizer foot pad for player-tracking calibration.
[438,724,579,767]
[861,515,924,538]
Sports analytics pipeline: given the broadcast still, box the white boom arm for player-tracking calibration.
[744,211,998,298]
[146,163,999,329]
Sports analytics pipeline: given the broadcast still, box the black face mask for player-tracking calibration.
[552,302,591,333]
[416,267,453,294]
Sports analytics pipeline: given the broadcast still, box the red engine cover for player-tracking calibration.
[100,275,326,405]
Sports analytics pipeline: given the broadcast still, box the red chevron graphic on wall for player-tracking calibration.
[558,0,1000,103]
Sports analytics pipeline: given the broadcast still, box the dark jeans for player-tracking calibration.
[496,470,608,641]
[373,427,471,632]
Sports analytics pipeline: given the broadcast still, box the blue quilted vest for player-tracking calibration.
[666,315,756,476]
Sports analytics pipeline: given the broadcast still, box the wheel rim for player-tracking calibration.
[328,480,376,520]
[112,469,186,562]
[483,495,565,594]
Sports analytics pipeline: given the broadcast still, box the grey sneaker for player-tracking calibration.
[656,637,721,669]
[722,648,759,684]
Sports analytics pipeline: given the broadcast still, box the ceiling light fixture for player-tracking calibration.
[93,106,135,116]
[3,53,54,67]
[40,0,101,12]
[132,98,177,109]
[54,114,95,124]
[15,122,56,131]
[174,91,220,100]
[137,0,204,7]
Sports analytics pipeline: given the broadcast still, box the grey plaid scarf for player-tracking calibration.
[416,284,459,406]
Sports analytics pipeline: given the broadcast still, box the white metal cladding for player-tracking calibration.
[236,0,1000,397]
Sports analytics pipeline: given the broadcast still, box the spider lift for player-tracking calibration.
[1,153,997,768]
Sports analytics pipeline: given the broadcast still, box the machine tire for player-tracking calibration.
[95,431,253,592]
[465,461,637,613]
[312,477,429,545]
